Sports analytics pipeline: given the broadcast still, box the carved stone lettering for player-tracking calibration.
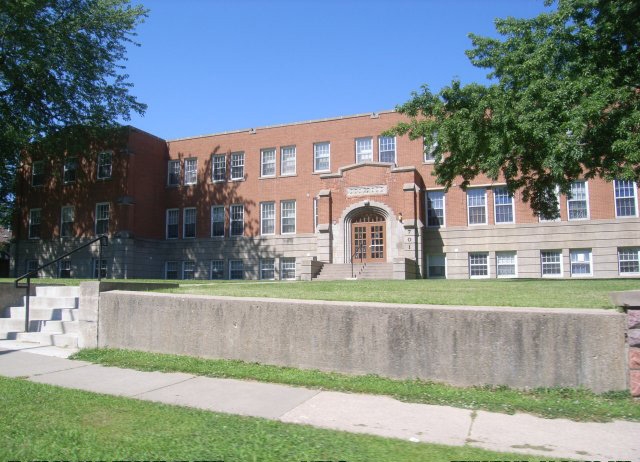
[346,185,388,197]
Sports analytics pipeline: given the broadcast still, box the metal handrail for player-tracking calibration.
[351,243,366,279]
[14,234,108,332]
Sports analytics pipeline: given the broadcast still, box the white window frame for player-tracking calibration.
[426,190,445,227]
[182,261,196,280]
[541,250,563,277]
[167,159,181,186]
[614,180,638,218]
[468,252,489,278]
[539,186,561,222]
[183,207,196,239]
[63,158,77,184]
[28,209,41,239]
[493,187,514,224]
[496,251,517,278]
[313,142,330,172]
[427,254,446,279]
[60,206,74,238]
[260,148,276,178]
[260,202,275,235]
[467,189,487,225]
[567,181,589,220]
[165,261,179,280]
[210,260,224,279]
[93,258,108,279]
[423,133,438,163]
[280,257,296,280]
[97,151,112,180]
[230,204,244,236]
[95,202,110,235]
[231,152,245,180]
[166,208,179,239]
[31,160,45,186]
[184,158,197,185]
[355,137,373,164]
[229,259,244,280]
[378,136,396,164]
[570,249,593,277]
[280,146,296,176]
[260,258,275,280]
[618,248,640,275]
[281,200,296,234]
[210,205,225,237]
[211,154,226,182]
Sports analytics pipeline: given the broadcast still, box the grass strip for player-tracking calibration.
[0,376,534,461]
[72,348,640,423]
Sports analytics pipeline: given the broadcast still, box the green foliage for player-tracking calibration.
[0,0,148,226]
[387,0,640,217]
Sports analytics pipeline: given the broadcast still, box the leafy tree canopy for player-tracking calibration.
[387,0,639,217]
[0,0,148,226]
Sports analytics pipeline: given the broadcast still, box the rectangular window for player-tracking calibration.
[63,158,77,184]
[165,261,178,280]
[281,200,296,234]
[539,186,561,221]
[494,187,514,224]
[614,180,638,217]
[261,202,275,235]
[229,260,244,280]
[167,159,181,186]
[496,251,517,278]
[314,142,330,172]
[281,146,296,175]
[426,191,445,227]
[166,208,179,239]
[211,206,225,237]
[95,203,110,235]
[26,259,39,278]
[378,136,396,164]
[467,189,487,225]
[58,260,71,278]
[570,249,592,276]
[281,257,296,280]
[182,261,196,280]
[427,254,446,278]
[211,154,226,181]
[231,152,244,180]
[618,248,640,275]
[93,259,107,279]
[260,258,275,280]
[183,207,196,238]
[29,209,41,239]
[230,204,244,236]
[424,133,438,162]
[541,250,563,277]
[184,158,197,185]
[32,161,44,186]
[355,137,373,163]
[97,151,112,179]
[567,181,589,220]
[60,206,74,238]
[261,148,276,177]
[468,252,489,278]
[210,260,224,279]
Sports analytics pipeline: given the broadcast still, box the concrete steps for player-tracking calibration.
[314,263,393,280]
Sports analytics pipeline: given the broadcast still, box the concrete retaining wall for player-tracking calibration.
[96,291,628,393]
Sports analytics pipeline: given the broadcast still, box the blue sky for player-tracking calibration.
[123,0,552,140]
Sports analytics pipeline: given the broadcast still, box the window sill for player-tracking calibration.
[280,173,297,178]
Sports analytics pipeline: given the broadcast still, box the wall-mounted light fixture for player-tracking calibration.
[398,212,403,223]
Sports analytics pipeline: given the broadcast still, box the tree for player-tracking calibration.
[0,0,148,226]
[387,0,639,217]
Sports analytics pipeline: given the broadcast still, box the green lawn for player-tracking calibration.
[0,376,534,462]
[72,348,640,423]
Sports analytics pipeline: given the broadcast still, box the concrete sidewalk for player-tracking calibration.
[1,341,638,461]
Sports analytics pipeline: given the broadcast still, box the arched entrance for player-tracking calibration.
[350,210,386,263]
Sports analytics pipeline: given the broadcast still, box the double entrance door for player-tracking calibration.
[351,212,386,263]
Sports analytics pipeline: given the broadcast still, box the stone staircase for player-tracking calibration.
[0,285,80,349]
[315,263,394,280]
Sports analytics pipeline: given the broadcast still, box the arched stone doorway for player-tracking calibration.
[350,209,386,263]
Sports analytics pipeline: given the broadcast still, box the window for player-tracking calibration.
[467,189,487,225]
[58,260,71,278]
[95,203,110,235]
[32,161,45,186]
[183,207,196,238]
[231,152,244,180]
[166,209,179,239]
[314,142,330,172]
[427,254,446,278]
[97,151,112,179]
[281,200,296,234]
[182,261,196,280]
[212,154,226,181]
[541,250,562,277]
[63,158,77,184]
[281,257,296,280]
[211,206,225,237]
[184,158,197,185]
[567,181,589,220]
[165,261,179,280]
[210,260,224,279]
[426,191,445,227]
[28,209,41,239]
[496,251,517,278]
[261,202,275,235]
[468,252,489,278]
[260,258,275,280]
[281,146,296,175]
[570,249,592,276]
[355,137,373,163]
[167,160,181,186]
[494,187,514,224]
[261,148,276,177]
[229,260,244,280]
[230,204,244,236]
[539,186,561,221]
[26,259,39,277]
[614,180,638,217]
[618,248,640,275]
[379,136,396,164]
[424,132,438,162]
[60,206,74,238]
[93,259,107,279]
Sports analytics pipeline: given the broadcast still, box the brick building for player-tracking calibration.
[11,110,640,280]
